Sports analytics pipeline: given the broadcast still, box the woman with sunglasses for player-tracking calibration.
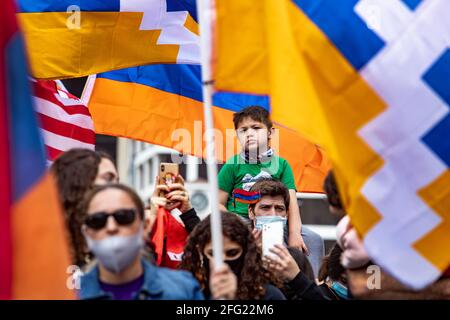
[180,212,286,300]
[78,183,204,300]
[51,148,119,267]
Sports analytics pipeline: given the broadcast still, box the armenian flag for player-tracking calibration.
[89,64,331,192]
[0,0,74,299]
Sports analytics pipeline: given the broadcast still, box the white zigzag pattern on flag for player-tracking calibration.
[355,0,450,289]
[120,0,200,64]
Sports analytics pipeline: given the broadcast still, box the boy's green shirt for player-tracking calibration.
[218,154,296,217]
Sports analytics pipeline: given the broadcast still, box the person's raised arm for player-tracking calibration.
[218,189,229,212]
[218,163,234,212]
[287,190,309,254]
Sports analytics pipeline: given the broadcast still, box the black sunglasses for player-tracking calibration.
[84,208,137,230]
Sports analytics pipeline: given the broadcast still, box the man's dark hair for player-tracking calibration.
[233,106,273,130]
[81,183,145,221]
[249,178,290,211]
[324,171,343,210]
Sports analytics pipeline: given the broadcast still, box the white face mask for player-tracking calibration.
[254,215,287,230]
[85,227,144,274]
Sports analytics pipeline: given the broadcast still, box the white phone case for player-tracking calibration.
[262,221,284,259]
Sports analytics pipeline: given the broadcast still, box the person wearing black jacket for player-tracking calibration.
[180,212,286,300]
[148,174,328,300]
[179,207,200,233]
[263,244,330,300]
[248,179,329,300]
[180,206,327,300]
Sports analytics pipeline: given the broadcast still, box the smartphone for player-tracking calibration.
[262,221,284,259]
[158,163,179,199]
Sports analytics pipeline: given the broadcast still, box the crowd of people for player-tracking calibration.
[50,106,449,300]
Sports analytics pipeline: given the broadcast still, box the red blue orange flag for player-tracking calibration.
[232,189,261,206]
[89,64,331,192]
[0,0,74,299]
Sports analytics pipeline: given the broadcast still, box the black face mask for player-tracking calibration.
[202,253,245,299]
[224,255,245,277]
[204,254,245,279]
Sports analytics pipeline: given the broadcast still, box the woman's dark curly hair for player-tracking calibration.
[318,243,346,284]
[179,212,279,300]
[50,148,114,266]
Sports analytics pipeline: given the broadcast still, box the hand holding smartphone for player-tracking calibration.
[262,221,284,259]
[158,163,180,206]
[159,163,179,185]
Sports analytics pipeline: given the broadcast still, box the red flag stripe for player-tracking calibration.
[41,128,95,152]
[1,0,18,300]
[45,145,64,161]
[34,96,94,130]
[37,113,95,145]
[0,43,12,301]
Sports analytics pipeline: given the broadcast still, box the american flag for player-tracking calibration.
[32,79,95,164]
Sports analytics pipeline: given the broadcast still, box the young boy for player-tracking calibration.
[218,106,307,253]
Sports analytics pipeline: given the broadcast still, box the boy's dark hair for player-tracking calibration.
[324,171,343,210]
[249,178,290,211]
[233,106,273,130]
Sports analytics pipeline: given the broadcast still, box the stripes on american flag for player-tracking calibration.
[32,79,95,164]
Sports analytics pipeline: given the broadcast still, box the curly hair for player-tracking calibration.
[179,212,279,300]
[50,148,112,266]
[318,243,346,283]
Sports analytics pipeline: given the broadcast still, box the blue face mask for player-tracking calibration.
[254,216,287,230]
[330,281,349,300]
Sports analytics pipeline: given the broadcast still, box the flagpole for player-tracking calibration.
[196,0,224,269]
[81,74,97,105]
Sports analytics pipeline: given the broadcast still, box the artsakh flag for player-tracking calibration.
[17,0,200,79]
[214,0,450,289]
[0,0,74,299]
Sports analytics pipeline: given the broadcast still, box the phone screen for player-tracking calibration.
[159,163,179,183]
[158,163,179,199]
[262,221,284,259]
